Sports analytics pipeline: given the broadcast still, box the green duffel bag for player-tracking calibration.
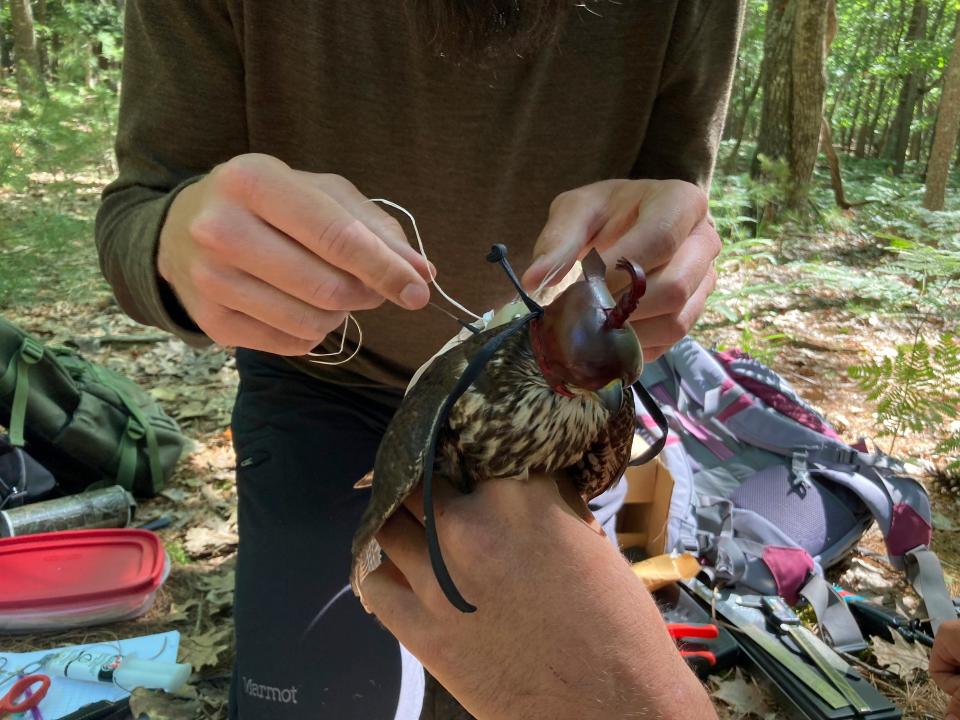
[0,315,185,497]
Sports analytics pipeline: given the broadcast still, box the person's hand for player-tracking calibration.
[522,179,719,361]
[931,619,960,718]
[158,153,433,354]
[361,474,716,720]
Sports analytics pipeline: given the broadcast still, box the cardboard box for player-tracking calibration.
[616,443,675,557]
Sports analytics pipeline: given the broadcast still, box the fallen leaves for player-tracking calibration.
[871,633,931,680]
[712,670,776,719]
[179,625,234,673]
[129,686,202,720]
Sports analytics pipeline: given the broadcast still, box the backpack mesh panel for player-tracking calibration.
[731,465,864,555]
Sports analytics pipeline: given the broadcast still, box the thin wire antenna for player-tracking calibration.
[534,258,567,295]
[307,313,363,366]
[306,314,351,358]
[428,300,465,325]
[367,198,482,320]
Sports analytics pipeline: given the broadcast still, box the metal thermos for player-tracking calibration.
[0,485,135,537]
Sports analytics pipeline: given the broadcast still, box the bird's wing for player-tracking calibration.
[350,320,526,588]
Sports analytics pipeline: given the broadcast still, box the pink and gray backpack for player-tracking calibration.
[637,336,956,651]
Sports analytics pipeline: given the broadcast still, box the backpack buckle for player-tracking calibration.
[126,417,146,440]
[19,338,44,364]
[791,451,811,493]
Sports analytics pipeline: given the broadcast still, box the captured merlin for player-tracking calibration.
[350,247,649,612]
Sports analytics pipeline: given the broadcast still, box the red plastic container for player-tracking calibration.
[0,529,169,632]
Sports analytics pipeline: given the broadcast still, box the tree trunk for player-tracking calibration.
[752,0,830,210]
[854,77,879,157]
[865,83,891,157]
[910,94,926,163]
[822,116,850,209]
[753,1,795,180]
[885,0,928,174]
[788,0,831,206]
[924,9,960,209]
[9,0,45,102]
[723,64,764,174]
[35,0,47,77]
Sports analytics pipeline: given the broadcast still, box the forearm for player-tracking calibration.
[96,178,209,344]
[97,0,247,342]
[364,475,717,720]
[514,518,715,720]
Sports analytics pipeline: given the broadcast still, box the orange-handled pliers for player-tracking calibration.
[667,623,719,666]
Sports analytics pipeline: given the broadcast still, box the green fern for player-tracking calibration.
[849,333,960,458]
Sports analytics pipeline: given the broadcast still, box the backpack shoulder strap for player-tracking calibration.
[904,547,956,633]
[799,575,868,653]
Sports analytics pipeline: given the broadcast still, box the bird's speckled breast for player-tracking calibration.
[444,330,610,482]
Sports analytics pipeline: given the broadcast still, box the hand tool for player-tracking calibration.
[667,622,719,666]
[0,673,50,719]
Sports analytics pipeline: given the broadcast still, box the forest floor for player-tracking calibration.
[1,135,959,719]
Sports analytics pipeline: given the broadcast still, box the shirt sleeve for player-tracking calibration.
[631,1,746,191]
[95,0,248,345]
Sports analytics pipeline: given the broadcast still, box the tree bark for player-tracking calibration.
[752,0,830,210]
[753,1,795,180]
[822,116,850,208]
[723,63,764,174]
[789,0,831,206]
[924,9,960,209]
[9,0,45,102]
[865,82,891,157]
[885,0,928,174]
[854,77,879,157]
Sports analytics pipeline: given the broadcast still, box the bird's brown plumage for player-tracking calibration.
[350,321,636,600]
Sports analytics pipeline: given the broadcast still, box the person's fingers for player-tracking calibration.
[401,476,459,525]
[614,218,719,321]
[375,507,438,597]
[934,673,960,704]
[641,345,673,363]
[191,205,385,312]
[947,693,960,720]
[360,557,431,636]
[217,155,430,309]
[193,265,348,342]
[521,182,615,291]
[930,621,960,697]
[295,170,436,283]
[629,267,716,350]
[195,304,323,355]
[597,180,709,274]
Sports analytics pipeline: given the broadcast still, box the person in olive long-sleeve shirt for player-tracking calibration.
[97,3,743,718]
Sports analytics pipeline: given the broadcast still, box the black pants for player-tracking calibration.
[227,349,627,719]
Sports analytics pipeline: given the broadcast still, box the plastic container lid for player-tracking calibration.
[0,529,166,621]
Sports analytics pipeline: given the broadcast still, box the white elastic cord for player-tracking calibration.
[307,314,350,358]
[305,198,483,365]
[367,198,482,320]
[306,313,363,366]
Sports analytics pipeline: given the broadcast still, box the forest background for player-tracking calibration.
[1,1,959,717]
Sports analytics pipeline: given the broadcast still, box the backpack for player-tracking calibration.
[0,316,185,497]
[637,336,956,651]
[0,433,57,509]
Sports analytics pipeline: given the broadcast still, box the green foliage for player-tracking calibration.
[717,315,788,367]
[849,334,960,460]
[0,82,118,306]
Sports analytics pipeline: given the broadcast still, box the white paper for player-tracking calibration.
[0,630,180,718]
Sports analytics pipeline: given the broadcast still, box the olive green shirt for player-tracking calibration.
[96,0,744,389]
